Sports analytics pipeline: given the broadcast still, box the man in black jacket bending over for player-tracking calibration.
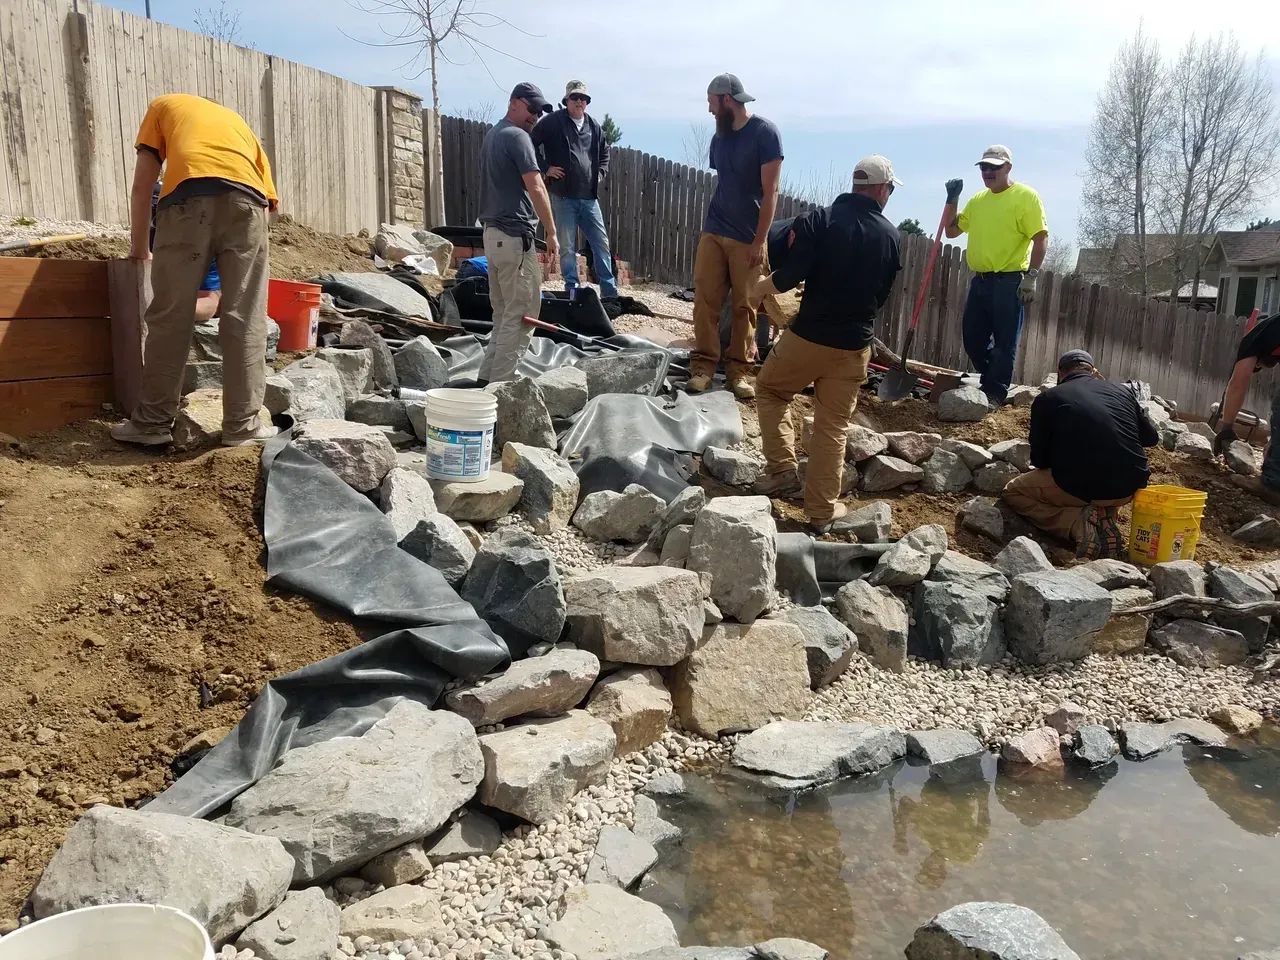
[1003,349,1159,559]
[747,155,902,534]
[531,80,618,298]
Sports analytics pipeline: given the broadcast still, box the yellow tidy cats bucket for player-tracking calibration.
[1127,485,1208,566]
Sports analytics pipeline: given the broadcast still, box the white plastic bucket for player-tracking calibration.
[0,904,214,960]
[424,388,498,482]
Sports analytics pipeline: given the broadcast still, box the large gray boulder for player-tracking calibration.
[1175,431,1214,461]
[503,442,579,533]
[884,431,941,464]
[631,794,682,847]
[771,606,857,689]
[670,620,811,738]
[905,729,985,782]
[868,524,947,588]
[646,485,707,550]
[536,365,590,419]
[912,581,1005,668]
[31,805,294,946]
[446,649,600,726]
[993,536,1054,579]
[1226,439,1262,476]
[379,466,437,540]
[905,902,1081,960]
[1233,515,1280,546]
[432,472,525,522]
[264,374,293,416]
[278,356,346,421]
[478,711,616,823]
[829,501,893,542]
[1072,724,1119,767]
[292,419,397,493]
[574,484,666,543]
[340,319,398,389]
[585,667,672,756]
[937,385,990,422]
[487,377,557,450]
[399,513,476,586]
[461,527,565,652]
[1208,566,1273,652]
[972,461,1021,494]
[929,550,1010,603]
[920,448,974,493]
[585,825,658,889]
[578,352,668,398]
[234,887,341,960]
[314,346,373,408]
[835,579,908,672]
[1070,558,1148,590]
[941,438,995,469]
[563,566,704,666]
[731,719,905,790]
[1149,619,1249,667]
[702,446,763,485]
[1149,559,1206,599]
[989,439,1033,471]
[225,701,482,884]
[549,884,679,960]
[324,272,433,318]
[1118,718,1229,760]
[347,394,413,433]
[861,454,924,491]
[1005,572,1112,665]
[687,495,777,622]
[846,425,889,462]
[393,336,449,391]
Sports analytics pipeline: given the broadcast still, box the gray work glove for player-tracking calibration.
[945,179,964,204]
[1018,270,1038,304]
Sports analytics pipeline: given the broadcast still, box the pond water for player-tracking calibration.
[640,728,1280,960]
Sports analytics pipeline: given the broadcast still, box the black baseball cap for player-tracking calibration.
[1058,349,1094,369]
[510,82,553,114]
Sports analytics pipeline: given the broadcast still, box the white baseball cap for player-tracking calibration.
[976,144,1013,166]
[853,155,903,187]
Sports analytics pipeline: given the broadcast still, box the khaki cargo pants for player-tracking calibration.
[132,191,270,439]
[756,330,871,522]
[1002,468,1133,540]
[480,226,542,383]
[692,232,763,382]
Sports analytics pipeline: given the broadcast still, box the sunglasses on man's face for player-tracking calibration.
[568,94,590,103]
[979,163,1006,173]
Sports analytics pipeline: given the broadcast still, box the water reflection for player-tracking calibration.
[644,730,1280,960]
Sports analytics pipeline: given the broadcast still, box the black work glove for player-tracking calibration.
[1213,423,1238,457]
[945,179,964,204]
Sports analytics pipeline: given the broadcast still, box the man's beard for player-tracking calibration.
[714,108,735,136]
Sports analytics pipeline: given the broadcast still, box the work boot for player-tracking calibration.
[806,501,849,537]
[753,468,801,499]
[729,378,756,400]
[686,375,712,394]
[110,420,172,447]
[1230,474,1280,507]
[221,421,280,447]
[1076,504,1125,560]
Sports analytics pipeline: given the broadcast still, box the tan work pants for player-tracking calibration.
[480,226,542,383]
[1002,469,1133,540]
[756,330,871,522]
[691,232,761,382]
[133,191,269,439]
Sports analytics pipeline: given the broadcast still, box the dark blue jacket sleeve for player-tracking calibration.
[771,208,824,293]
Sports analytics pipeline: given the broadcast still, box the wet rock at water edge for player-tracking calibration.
[631,794,682,847]
[731,719,906,790]
[1118,718,1229,760]
[1209,703,1264,736]
[905,729,986,783]
[1044,700,1088,736]
[905,901,1081,960]
[584,825,658,889]
[548,884,679,960]
[1000,726,1063,768]
[1072,724,1118,767]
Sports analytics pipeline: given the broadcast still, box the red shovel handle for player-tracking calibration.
[906,208,949,335]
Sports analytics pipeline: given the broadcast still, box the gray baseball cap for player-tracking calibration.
[510,82,553,114]
[707,73,754,103]
[1058,349,1094,369]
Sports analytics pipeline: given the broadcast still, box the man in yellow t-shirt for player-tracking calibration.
[943,145,1048,411]
[112,93,280,449]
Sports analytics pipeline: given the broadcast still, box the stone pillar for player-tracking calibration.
[374,86,425,226]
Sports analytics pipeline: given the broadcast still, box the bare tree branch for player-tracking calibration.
[680,121,712,170]
[193,0,247,46]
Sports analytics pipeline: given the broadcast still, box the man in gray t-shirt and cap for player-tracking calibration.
[476,82,559,383]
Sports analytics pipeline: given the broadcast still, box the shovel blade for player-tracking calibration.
[877,364,918,401]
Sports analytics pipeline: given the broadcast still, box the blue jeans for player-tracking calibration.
[551,196,618,299]
[962,273,1024,404]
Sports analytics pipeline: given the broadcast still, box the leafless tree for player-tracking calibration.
[1077,23,1167,296]
[1156,33,1280,293]
[193,1,245,45]
[351,0,541,222]
[454,99,499,123]
[1042,236,1077,276]
[680,122,712,170]
[781,163,849,207]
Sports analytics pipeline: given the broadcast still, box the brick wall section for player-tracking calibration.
[375,87,425,226]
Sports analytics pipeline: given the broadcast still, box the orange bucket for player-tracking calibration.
[267,279,322,352]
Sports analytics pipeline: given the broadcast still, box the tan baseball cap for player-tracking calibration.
[853,155,903,187]
[563,80,590,104]
[976,144,1012,166]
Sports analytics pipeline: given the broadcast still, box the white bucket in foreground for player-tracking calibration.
[0,904,214,960]
[424,388,497,483]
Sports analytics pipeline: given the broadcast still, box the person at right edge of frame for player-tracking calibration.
[688,73,783,400]
[746,156,903,534]
[476,82,559,385]
[1213,309,1280,505]
[111,92,279,448]
[944,145,1048,412]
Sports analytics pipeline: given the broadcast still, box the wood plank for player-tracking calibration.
[0,374,114,435]
[0,259,109,318]
[661,158,675,284]
[0,317,112,381]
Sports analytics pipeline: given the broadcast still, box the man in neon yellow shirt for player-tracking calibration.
[943,145,1048,410]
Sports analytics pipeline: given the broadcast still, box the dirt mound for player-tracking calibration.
[0,422,366,924]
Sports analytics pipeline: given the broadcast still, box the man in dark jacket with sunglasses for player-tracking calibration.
[531,80,618,299]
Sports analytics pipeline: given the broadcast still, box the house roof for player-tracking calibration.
[1075,247,1110,279]
[1214,231,1280,266]
[1155,281,1219,299]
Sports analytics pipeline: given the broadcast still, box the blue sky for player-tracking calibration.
[114,0,1280,248]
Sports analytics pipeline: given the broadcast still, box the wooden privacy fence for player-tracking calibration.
[440,114,814,284]
[875,233,1280,421]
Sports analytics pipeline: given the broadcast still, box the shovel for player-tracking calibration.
[878,205,949,401]
[0,232,88,252]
